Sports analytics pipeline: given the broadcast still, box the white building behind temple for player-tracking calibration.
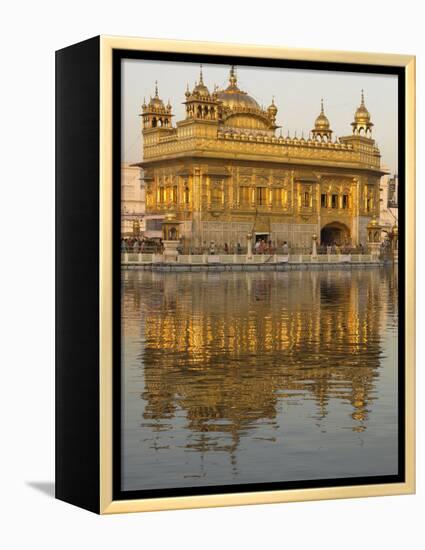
[379,173,398,234]
[121,163,145,236]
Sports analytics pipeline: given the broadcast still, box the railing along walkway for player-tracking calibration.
[121,253,377,265]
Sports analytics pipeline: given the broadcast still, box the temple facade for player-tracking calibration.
[137,66,385,249]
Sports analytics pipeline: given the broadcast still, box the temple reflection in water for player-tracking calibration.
[121,268,398,490]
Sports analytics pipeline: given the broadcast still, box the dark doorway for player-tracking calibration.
[320,222,350,245]
[255,233,269,243]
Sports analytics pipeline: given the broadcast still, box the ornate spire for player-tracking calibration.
[312,98,332,141]
[267,96,278,124]
[199,64,204,85]
[352,89,373,136]
[229,65,238,88]
[144,81,165,112]
[141,80,173,129]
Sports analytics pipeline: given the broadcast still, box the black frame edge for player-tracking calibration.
[112,50,406,502]
[55,36,101,513]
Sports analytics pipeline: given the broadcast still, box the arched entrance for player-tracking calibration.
[320,222,350,245]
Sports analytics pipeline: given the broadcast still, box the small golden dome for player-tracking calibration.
[147,81,165,110]
[368,217,380,228]
[314,99,330,130]
[267,97,278,115]
[191,65,211,98]
[353,90,373,126]
[192,82,210,98]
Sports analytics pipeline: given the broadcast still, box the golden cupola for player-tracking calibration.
[141,81,173,129]
[311,99,333,141]
[351,90,373,136]
[216,66,278,134]
[190,66,211,98]
[183,65,219,120]
[267,97,278,124]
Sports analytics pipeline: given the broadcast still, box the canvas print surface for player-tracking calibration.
[119,59,399,492]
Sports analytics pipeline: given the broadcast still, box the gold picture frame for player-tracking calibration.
[56,35,415,514]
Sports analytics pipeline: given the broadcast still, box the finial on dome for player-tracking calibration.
[199,64,204,85]
[229,65,237,87]
[320,98,324,113]
[361,89,365,105]
[154,80,159,97]
[267,95,278,122]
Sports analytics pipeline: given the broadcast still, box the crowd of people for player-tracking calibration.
[121,237,163,253]
[317,243,367,255]
[122,235,373,256]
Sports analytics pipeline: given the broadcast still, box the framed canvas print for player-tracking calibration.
[55,36,415,514]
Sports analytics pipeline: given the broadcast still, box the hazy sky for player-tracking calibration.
[122,58,398,174]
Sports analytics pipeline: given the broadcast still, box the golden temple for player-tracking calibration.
[138,66,385,248]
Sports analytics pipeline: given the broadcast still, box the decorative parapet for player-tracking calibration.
[143,131,381,171]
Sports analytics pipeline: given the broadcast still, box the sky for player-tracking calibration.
[122,58,398,174]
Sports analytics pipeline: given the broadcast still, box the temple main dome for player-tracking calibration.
[216,66,261,111]
[217,67,276,133]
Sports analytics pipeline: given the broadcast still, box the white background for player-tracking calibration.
[1,1,423,548]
